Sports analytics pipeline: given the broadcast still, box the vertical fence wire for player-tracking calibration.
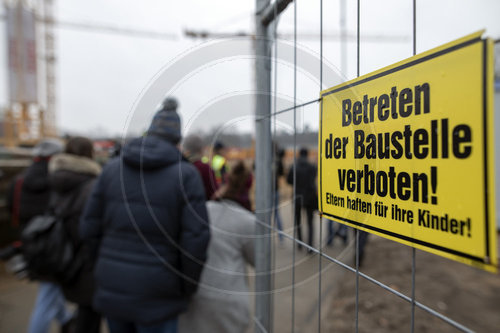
[411,251,416,332]
[410,1,417,332]
[291,0,298,332]
[355,229,360,333]
[317,0,324,331]
[357,0,360,77]
[271,3,279,331]
[355,1,361,332]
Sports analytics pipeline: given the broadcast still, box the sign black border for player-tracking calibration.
[319,37,490,264]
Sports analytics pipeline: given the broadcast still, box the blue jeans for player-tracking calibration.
[273,191,283,241]
[28,282,72,333]
[107,317,178,333]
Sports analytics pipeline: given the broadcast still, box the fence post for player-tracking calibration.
[255,0,273,332]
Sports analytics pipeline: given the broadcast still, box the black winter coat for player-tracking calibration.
[287,156,317,208]
[48,153,101,305]
[80,135,210,325]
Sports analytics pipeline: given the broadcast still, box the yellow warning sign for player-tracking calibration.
[318,31,497,272]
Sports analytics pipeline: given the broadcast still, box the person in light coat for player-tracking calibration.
[179,161,255,333]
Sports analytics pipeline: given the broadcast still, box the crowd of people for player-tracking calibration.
[1,96,359,333]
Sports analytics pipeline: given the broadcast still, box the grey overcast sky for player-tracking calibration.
[0,0,499,137]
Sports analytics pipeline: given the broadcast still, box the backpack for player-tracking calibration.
[21,191,83,285]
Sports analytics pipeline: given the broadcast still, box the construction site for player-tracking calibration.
[0,1,499,332]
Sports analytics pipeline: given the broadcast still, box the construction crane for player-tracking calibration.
[0,1,411,148]
[0,0,179,147]
[1,0,56,147]
[42,0,56,138]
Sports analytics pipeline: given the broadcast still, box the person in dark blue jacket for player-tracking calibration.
[80,97,210,333]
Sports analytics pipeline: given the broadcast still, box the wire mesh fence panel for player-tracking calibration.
[254,1,489,333]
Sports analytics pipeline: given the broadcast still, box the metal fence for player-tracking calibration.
[253,1,477,332]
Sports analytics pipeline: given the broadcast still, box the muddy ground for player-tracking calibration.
[324,234,500,333]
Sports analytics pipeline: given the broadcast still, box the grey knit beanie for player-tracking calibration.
[147,97,181,144]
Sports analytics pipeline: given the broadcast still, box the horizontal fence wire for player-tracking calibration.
[255,98,321,121]
[252,215,474,333]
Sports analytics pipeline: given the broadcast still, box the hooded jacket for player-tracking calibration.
[80,135,210,325]
[7,158,52,229]
[49,153,101,305]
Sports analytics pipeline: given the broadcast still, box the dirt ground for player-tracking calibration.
[324,234,500,333]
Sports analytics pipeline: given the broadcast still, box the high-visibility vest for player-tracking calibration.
[211,154,226,184]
